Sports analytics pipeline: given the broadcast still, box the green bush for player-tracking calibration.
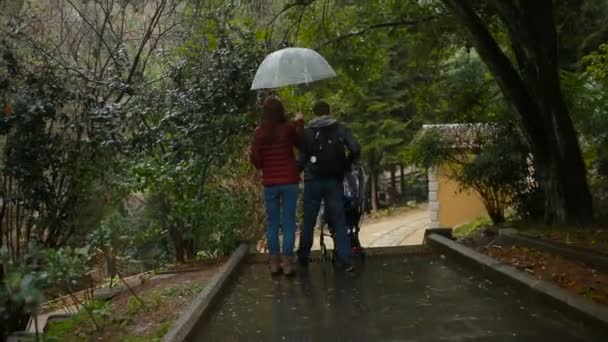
[409,124,534,224]
[453,217,493,239]
[44,300,114,341]
[0,247,45,339]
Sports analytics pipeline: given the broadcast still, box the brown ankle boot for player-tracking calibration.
[269,255,282,275]
[282,255,296,277]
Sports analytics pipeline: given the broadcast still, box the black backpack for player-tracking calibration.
[307,123,347,179]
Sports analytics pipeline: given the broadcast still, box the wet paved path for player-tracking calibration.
[362,207,430,247]
[308,206,430,251]
[189,253,603,341]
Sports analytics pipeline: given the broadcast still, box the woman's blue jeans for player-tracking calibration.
[263,184,299,256]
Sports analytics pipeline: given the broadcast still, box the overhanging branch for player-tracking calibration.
[315,16,437,49]
[265,1,317,49]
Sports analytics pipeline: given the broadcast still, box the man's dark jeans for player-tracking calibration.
[297,178,353,268]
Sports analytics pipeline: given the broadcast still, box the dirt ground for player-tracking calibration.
[510,220,608,254]
[46,261,223,341]
[526,229,608,254]
[114,265,220,337]
[484,244,608,305]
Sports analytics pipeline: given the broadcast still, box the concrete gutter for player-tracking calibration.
[427,234,608,333]
[161,243,248,342]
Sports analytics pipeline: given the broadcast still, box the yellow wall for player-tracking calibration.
[437,165,488,228]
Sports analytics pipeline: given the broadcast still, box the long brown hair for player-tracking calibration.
[258,96,286,144]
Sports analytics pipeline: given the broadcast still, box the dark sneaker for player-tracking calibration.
[344,264,355,272]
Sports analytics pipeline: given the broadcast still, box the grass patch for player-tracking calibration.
[44,300,116,341]
[453,217,493,239]
[161,282,205,298]
[43,282,206,341]
[122,320,173,342]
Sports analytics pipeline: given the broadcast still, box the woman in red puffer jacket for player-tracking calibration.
[250,96,303,276]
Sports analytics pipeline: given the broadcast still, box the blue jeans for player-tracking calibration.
[298,179,353,267]
[264,184,299,256]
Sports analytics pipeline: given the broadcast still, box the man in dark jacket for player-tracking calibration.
[297,101,361,271]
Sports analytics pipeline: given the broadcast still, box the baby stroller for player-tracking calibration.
[318,165,367,261]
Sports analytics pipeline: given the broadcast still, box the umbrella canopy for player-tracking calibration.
[251,47,336,90]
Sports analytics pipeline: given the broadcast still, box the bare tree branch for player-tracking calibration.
[64,0,122,70]
[265,0,317,49]
[315,16,437,49]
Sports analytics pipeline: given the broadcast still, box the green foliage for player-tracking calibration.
[44,300,114,341]
[121,320,173,342]
[415,52,504,124]
[459,129,532,223]
[271,0,446,182]
[409,124,533,224]
[1,244,95,338]
[0,56,105,250]
[129,9,264,262]
[565,44,608,221]
[44,311,91,341]
[583,44,608,80]
[407,131,453,169]
[4,1,608,338]
[453,217,493,239]
[0,246,46,338]
[161,282,205,298]
[126,296,147,316]
[42,247,94,293]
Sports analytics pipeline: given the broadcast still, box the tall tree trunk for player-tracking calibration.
[158,193,186,263]
[390,165,397,204]
[399,164,406,195]
[171,225,186,264]
[442,0,593,225]
[370,171,379,211]
[104,248,117,282]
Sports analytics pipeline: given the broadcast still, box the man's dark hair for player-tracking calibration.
[312,101,330,116]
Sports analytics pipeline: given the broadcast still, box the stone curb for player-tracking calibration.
[423,228,453,241]
[161,243,248,342]
[499,229,608,272]
[427,234,608,333]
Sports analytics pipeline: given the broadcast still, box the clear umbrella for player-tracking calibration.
[250,47,336,90]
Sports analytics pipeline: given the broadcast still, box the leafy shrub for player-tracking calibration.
[44,300,114,341]
[43,247,94,297]
[128,12,264,263]
[409,124,534,224]
[0,246,46,339]
[453,217,493,239]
